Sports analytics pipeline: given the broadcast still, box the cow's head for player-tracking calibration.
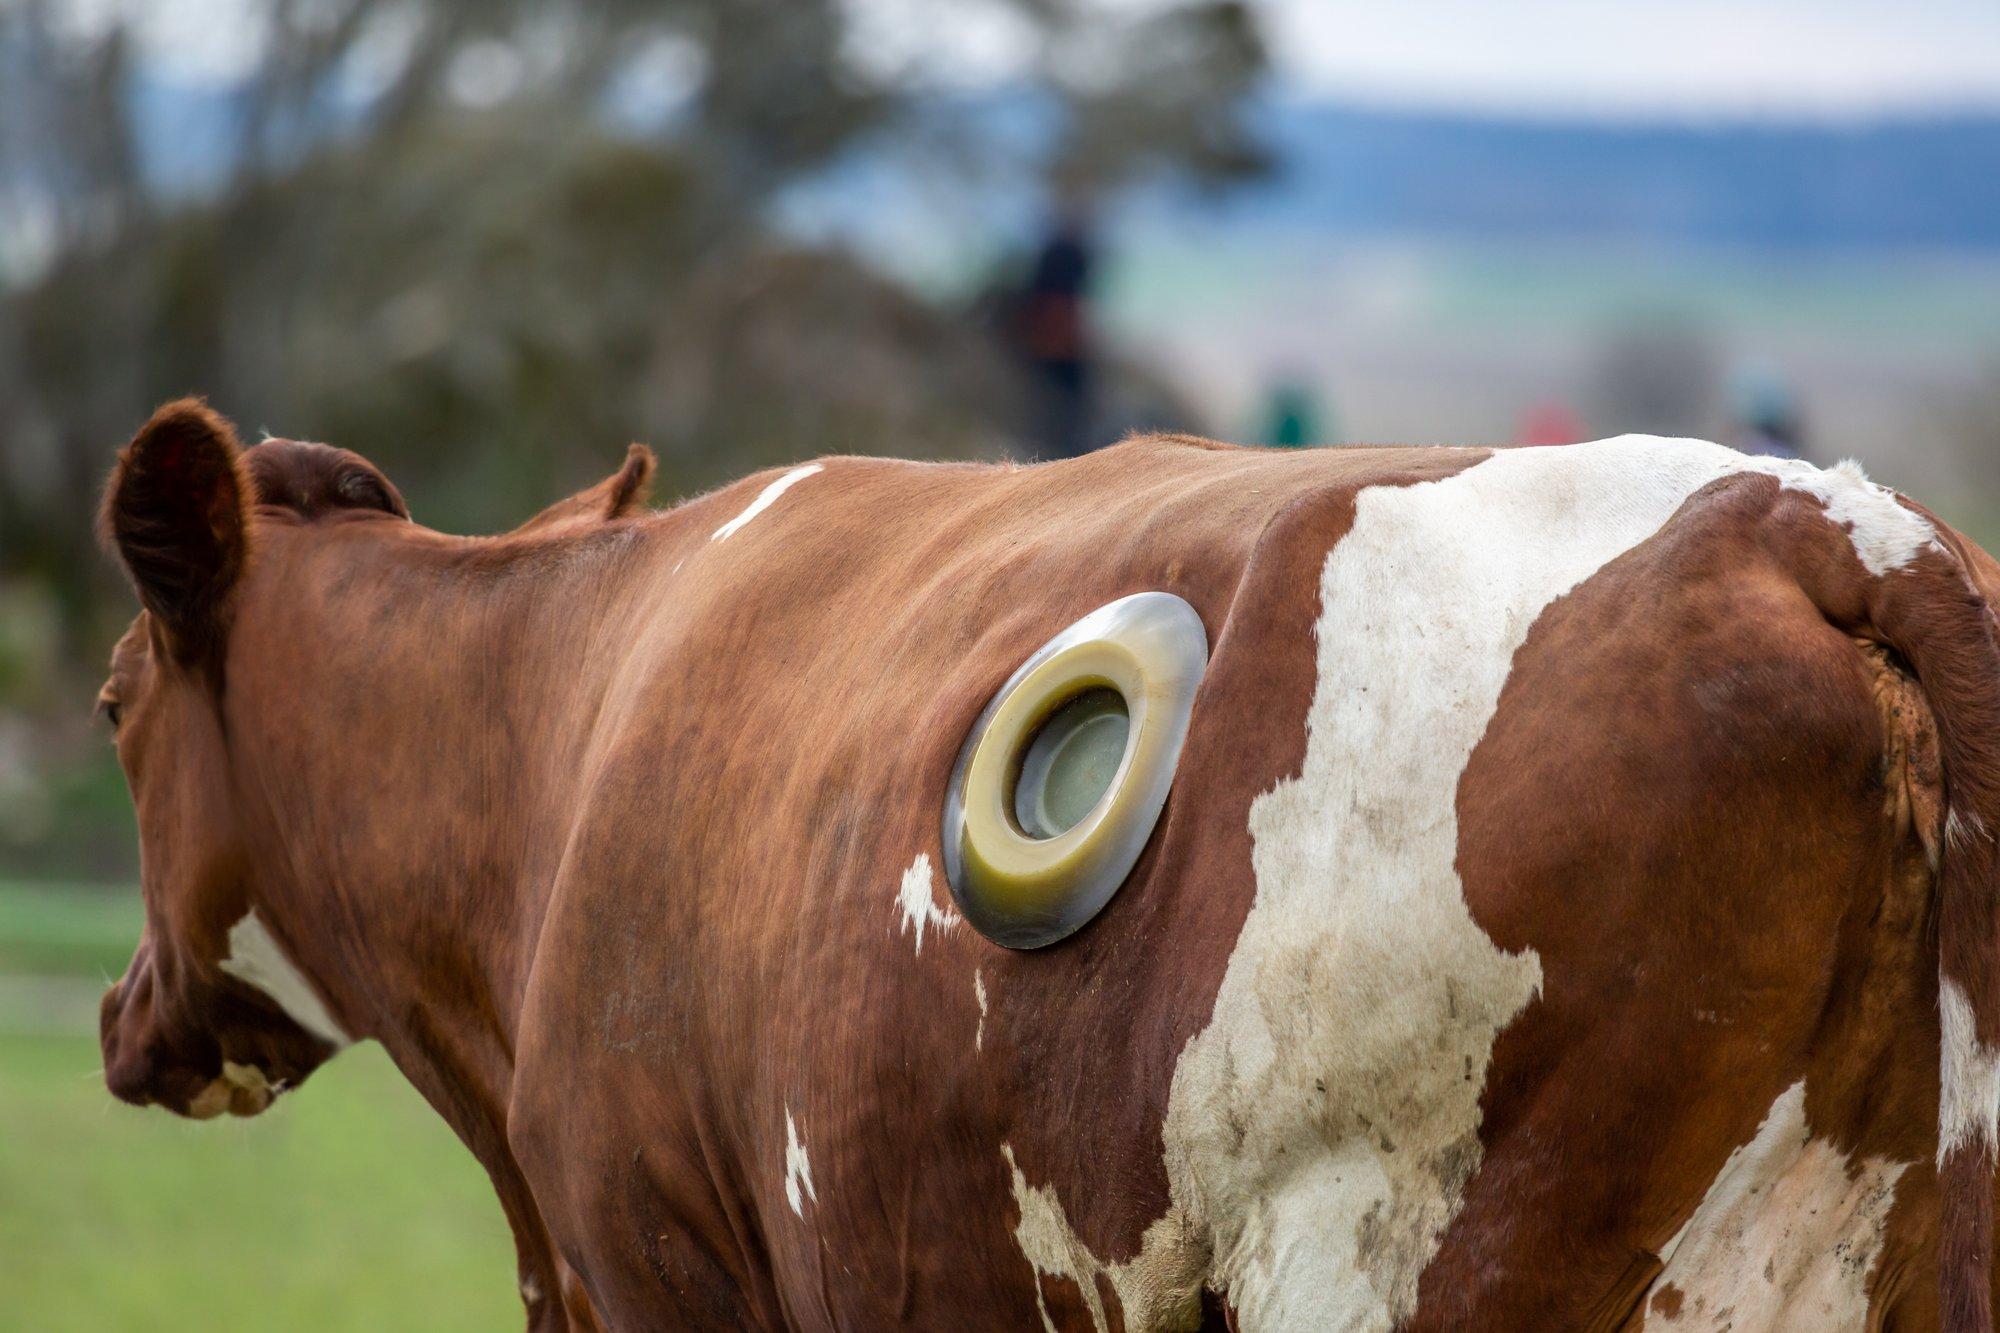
[94,401,395,1117]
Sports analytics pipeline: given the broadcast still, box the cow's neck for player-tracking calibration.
[230,520,678,1319]
[239,522,664,1104]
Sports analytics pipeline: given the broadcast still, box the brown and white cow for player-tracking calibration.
[95,398,2000,1330]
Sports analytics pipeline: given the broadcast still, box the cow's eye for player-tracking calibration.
[337,470,400,516]
[97,695,122,732]
[941,592,1207,949]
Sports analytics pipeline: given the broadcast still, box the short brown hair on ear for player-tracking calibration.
[511,443,657,537]
[101,398,253,660]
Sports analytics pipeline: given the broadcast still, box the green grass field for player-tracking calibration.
[0,882,519,1330]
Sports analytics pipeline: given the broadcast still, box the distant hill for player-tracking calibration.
[1181,101,2000,253]
[11,57,2000,260]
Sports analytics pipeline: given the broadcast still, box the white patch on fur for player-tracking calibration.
[1151,437,1779,1329]
[1655,1217,1690,1269]
[219,910,349,1048]
[1005,1143,1112,1332]
[1946,806,1990,853]
[1642,1082,1906,1329]
[974,969,988,1052]
[1002,1143,1206,1333]
[1742,455,1940,575]
[784,1106,817,1218]
[711,464,823,542]
[896,852,960,956]
[1939,974,2000,1163]
[989,438,1938,1329]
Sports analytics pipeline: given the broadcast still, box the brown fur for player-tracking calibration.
[1810,505,2000,1333]
[92,405,2000,1330]
[511,444,656,535]
[244,438,410,521]
[99,399,254,663]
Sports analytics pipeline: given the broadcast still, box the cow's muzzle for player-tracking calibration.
[99,969,279,1120]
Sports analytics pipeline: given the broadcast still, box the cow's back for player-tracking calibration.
[507,436,1945,1331]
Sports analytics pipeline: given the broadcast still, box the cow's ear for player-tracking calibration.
[512,444,656,536]
[101,399,253,659]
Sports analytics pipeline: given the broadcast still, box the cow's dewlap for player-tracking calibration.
[219,909,351,1049]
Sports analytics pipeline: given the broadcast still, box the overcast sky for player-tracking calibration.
[135,0,2000,118]
[850,0,2000,117]
[1259,0,2000,115]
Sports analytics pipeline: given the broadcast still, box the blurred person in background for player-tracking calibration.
[0,0,1271,883]
[1011,193,1102,459]
[1729,359,1809,460]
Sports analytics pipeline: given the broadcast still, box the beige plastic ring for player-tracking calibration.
[942,592,1207,948]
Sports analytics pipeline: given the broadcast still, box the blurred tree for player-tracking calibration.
[0,0,1267,874]
[1048,1,1270,193]
[0,0,1269,676]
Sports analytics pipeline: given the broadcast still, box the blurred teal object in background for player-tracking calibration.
[1261,379,1330,448]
